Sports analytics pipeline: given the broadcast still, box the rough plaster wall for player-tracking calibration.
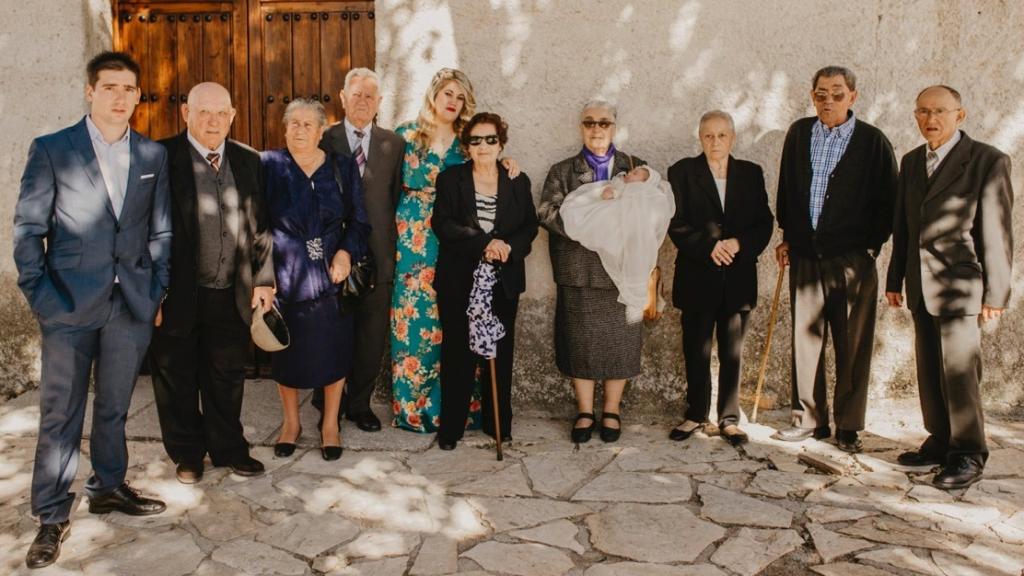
[0,0,111,396]
[374,0,1024,416]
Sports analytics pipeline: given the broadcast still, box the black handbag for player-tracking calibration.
[332,161,376,315]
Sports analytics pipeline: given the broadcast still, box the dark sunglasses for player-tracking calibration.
[581,120,615,129]
[813,91,848,103]
[467,135,500,146]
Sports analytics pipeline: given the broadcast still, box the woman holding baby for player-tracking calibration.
[665,110,774,446]
[538,100,653,444]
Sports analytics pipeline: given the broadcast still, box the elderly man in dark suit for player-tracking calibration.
[667,110,774,445]
[773,66,898,453]
[314,67,404,432]
[885,85,1014,489]
[149,82,275,484]
[13,51,171,569]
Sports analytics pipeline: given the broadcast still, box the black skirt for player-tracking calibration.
[272,293,353,389]
[554,285,643,380]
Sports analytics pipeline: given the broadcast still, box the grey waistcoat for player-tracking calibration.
[191,146,239,288]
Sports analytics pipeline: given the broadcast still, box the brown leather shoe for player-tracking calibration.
[25,521,70,569]
[175,460,204,484]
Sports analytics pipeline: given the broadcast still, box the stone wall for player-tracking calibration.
[372,0,1024,416]
[1,1,1022,416]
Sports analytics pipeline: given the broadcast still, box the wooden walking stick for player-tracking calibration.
[751,265,786,423]
[488,357,503,461]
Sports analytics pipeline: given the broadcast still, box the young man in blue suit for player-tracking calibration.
[13,51,172,569]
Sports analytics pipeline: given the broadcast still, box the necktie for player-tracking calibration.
[206,152,221,173]
[926,150,939,177]
[353,129,366,176]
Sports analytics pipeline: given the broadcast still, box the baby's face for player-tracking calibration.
[624,167,650,183]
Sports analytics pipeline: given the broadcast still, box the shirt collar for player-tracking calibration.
[344,118,371,139]
[928,129,962,164]
[85,114,130,147]
[186,130,226,159]
[814,111,857,138]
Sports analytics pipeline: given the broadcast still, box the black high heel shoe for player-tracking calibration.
[274,425,302,457]
[321,430,343,461]
[600,413,621,443]
[571,413,596,444]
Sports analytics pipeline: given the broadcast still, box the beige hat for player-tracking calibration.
[251,304,290,352]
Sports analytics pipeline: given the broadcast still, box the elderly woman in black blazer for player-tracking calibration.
[666,110,774,445]
[432,112,539,451]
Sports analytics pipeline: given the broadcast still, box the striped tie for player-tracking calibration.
[206,152,221,173]
[353,129,366,176]
[926,150,939,177]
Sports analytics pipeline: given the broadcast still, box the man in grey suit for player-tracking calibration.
[315,67,405,432]
[13,52,172,569]
[885,85,1014,490]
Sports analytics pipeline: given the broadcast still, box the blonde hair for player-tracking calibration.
[412,68,476,153]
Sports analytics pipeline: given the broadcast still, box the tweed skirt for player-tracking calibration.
[554,285,643,380]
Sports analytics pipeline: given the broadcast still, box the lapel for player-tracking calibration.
[923,132,971,205]
[696,153,725,216]
[572,152,594,187]
[365,124,388,186]
[169,132,199,245]
[495,164,513,232]
[68,117,117,221]
[797,119,813,209]
[904,145,928,211]
[460,162,482,228]
[120,131,142,222]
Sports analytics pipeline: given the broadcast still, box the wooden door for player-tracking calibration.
[112,1,249,143]
[251,1,376,150]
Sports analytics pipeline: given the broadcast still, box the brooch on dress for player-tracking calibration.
[306,237,324,261]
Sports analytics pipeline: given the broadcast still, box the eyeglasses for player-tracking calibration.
[813,92,849,103]
[914,107,961,118]
[467,134,500,146]
[581,120,615,129]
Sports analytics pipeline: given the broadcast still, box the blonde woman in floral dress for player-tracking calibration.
[391,69,520,433]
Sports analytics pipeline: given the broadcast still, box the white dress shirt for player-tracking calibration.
[344,118,372,161]
[186,130,227,167]
[85,115,131,219]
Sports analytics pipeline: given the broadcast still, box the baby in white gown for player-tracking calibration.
[560,165,675,323]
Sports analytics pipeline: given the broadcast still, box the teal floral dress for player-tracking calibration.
[391,122,482,432]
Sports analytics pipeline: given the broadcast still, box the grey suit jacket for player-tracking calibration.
[320,122,405,287]
[886,131,1014,316]
[13,117,173,326]
[538,150,646,288]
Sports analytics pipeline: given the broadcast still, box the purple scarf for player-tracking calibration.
[582,144,617,181]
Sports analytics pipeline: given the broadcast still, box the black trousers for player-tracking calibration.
[311,282,391,419]
[911,301,987,466]
[682,308,749,426]
[437,283,518,443]
[149,287,250,465]
[789,251,878,431]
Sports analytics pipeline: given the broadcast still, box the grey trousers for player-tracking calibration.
[31,287,152,524]
[788,251,877,431]
[911,301,987,466]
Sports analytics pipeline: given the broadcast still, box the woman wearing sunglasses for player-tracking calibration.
[537,100,647,444]
[431,112,538,450]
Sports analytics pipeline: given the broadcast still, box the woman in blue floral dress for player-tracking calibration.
[390,69,519,433]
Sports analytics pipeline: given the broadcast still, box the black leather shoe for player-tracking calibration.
[438,437,457,451]
[88,483,166,516]
[599,413,621,443]
[571,413,596,444]
[274,426,302,458]
[321,446,343,461]
[932,457,983,490]
[835,429,863,453]
[897,449,945,467]
[228,455,265,477]
[175,460,204,484]
[25,521,70,569]
[772,425,831,442]
[348,410,382,432]
[720,424,749,446]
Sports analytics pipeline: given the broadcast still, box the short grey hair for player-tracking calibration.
[812,65,857,91]
[343,67,380,92]
[282,97,328,127]
[699,109,735,133]
[581,99,617,119]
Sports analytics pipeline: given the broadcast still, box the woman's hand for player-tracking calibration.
[500,157,521,178]
[710,238,740,266]
[330,250,352,284]
[484,239,511,263]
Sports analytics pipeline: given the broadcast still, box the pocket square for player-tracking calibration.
[141,173,156,180]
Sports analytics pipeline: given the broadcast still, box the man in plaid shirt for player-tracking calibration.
[773,66,898,453]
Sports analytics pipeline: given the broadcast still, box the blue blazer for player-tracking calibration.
[13,117,173,327]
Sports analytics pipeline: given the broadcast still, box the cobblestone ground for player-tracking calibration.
[1,378,1023,576]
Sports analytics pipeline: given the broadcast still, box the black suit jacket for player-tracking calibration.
[886,132,1014,316]
[157,132,274,335]
[432,161,539,300]
[320,122,405,287]
[667,154,774,313]
[776,116,897,259]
